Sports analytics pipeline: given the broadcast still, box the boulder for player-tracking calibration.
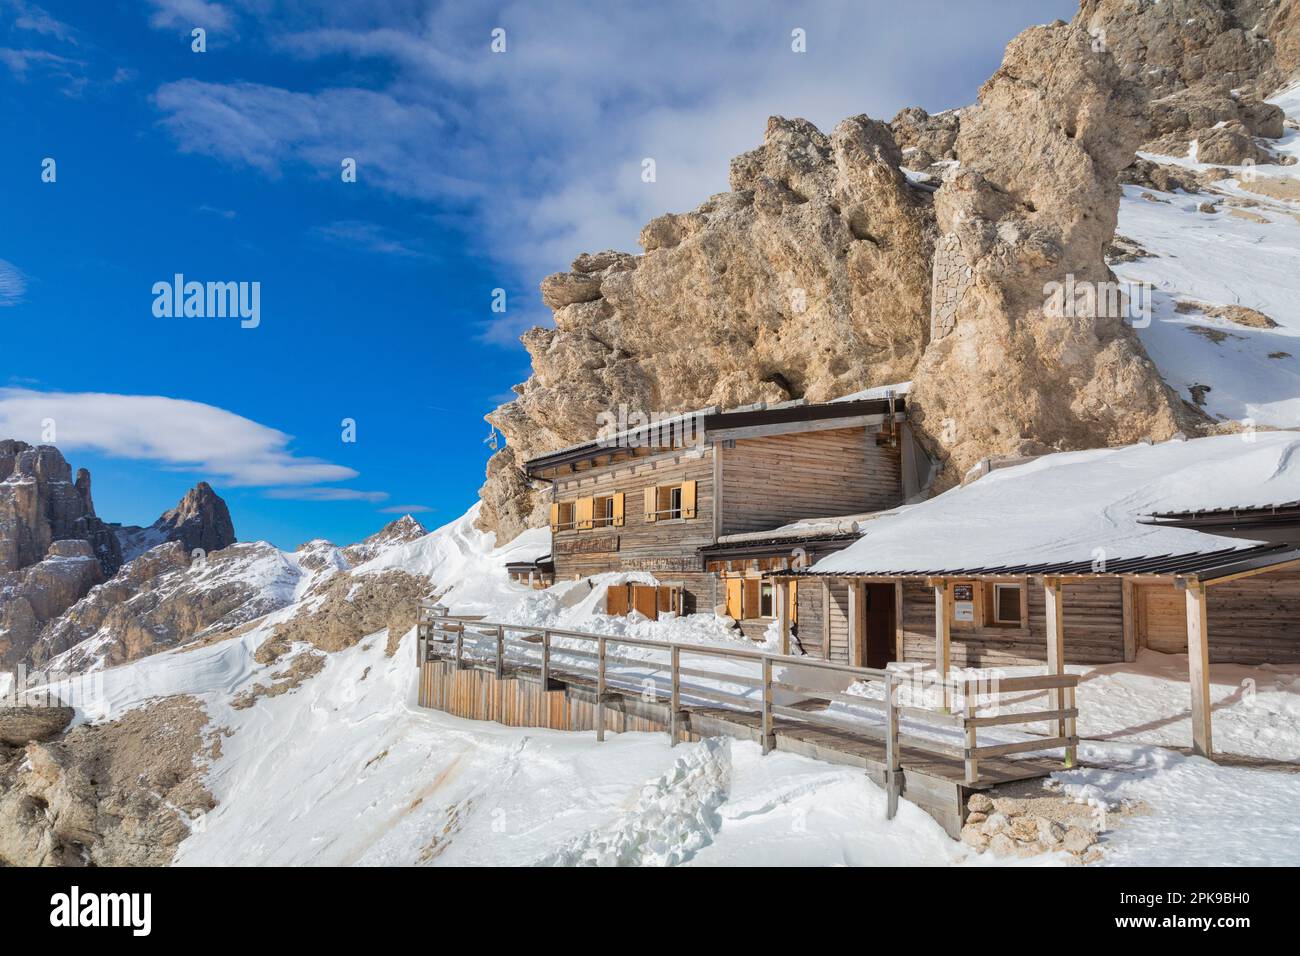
[0,705,75,745]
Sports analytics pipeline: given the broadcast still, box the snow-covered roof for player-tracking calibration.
[804,432,1300,577]
[711,511,894,547]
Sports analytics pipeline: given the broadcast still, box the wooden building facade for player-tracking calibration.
[523,394,925,621]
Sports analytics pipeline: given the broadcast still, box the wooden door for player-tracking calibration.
[1137,582,1188,653]
[863,583,897,669]
[725,578,742,619]
[631,584,659,620]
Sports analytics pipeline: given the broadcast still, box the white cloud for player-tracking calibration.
[265,487,389,503]
[379,503,433,514]
[0,388,358,487]
[0,259,26,305]
[7,1,76,43]
[310,220,435,260]
[146,0,236,34]
[150,1,1070,337]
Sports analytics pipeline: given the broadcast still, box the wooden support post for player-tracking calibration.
[596,636,607,742]
[454,623,463,670]
[847,582,862,668]
[1185,582,1213,758]
[1064,683,1078,769]
[776,582,790,656]
[1121,578,1137,662]
[541,629,551,689]
[670,645,681,747]
[963,679,978,785]
[1044,577,1067,751]
[495,624,505,678]
[761,657,775,755]
[934,580,951,711]
[885,674,900,820]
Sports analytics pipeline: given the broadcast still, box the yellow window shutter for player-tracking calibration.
[549,503,559,532]
[681,479,697,519]
[742,578,760,619]
[612,492,625,527]
[575,496,594,530]
[725,578,742,619]
[790,581,798,624]
[643,487,657,522]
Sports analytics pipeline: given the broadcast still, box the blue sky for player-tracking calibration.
[0,0,1073,549]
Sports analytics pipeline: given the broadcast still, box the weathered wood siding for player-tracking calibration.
[551,446,715,611]
[794,580,824,657]
[718,426,901,535]
[826,580,852,664]
[899,578,1126,666]
[1205,568,1300,664]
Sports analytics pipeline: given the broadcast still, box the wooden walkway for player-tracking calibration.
[416,610,1079,837]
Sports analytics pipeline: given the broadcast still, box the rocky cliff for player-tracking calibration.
[0,443,240,669]
[477,0,1300,538]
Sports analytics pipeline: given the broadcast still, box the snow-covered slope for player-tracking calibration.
[1115,82,1300,425]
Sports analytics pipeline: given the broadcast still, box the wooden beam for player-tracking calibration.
[934,580,951,710]
[847,582,862,667]
[822,581,831,660]
[1043,577,1074,768]
[1185,582,1213,758]
[775,580,790,656]
[1121,578,1137,662]
[894,581,905,663]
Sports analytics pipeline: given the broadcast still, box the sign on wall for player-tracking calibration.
[555,536,620,555]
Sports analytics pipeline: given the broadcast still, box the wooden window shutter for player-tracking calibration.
[606,584,629,616]
[549,503,559,532]
[611,492,625,527]
[742,578,760,619]
[725,578,743,619]
[575,496,594,530]
[681,479,697,519]
[643,487,657,522]
[790,581,798,624]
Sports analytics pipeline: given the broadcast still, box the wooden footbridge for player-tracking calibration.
[414,602,1080,836]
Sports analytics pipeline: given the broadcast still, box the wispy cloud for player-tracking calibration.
[148,1,1058,307]
[0,388,359,487]
[0,259,27,305]
[379,504,433,514]
[310,220,436,260]
[265,486,389,503]
[6,1,75,43]
[145,0,236,34]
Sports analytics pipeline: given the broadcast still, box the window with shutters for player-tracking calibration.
[648,480,697,520]
[592,493,624,528]
[551,501,575,531]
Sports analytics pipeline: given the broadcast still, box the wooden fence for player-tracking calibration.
[415,601,1079,818]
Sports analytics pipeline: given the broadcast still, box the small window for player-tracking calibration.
[658,484,683,520]
[759,582,774,618]
[992,583,1023,625]
[593,495,613,527]
[555,502,575,531]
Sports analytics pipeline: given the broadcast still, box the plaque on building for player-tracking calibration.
[554,535,620,555]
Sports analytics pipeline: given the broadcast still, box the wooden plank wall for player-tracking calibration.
[795,581,825,657]
[417,661,674,734]
[719,426,901,535]
[1205,567,1300,664]
[826,581,852,664]
[898,578,1126,666]
[551,447,716,610]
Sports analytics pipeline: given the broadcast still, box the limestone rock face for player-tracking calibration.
[115,481,237,562]
[0,704,75,746]
[890,106,961,170]
[0,441,121,576]
[1076,0,1299,163]
[909,21,1201,482]
[0,696,216,866]
[480,114,937,541]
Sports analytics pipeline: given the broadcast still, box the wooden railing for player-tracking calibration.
[415,602,1079,814]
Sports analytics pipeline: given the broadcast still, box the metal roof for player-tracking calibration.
[523,394,904,476]
[779,543,1300,582]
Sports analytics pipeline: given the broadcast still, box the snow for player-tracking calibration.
[1115,82,1300,425]
[21,494,1300,866]
[812,431,1300,576]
